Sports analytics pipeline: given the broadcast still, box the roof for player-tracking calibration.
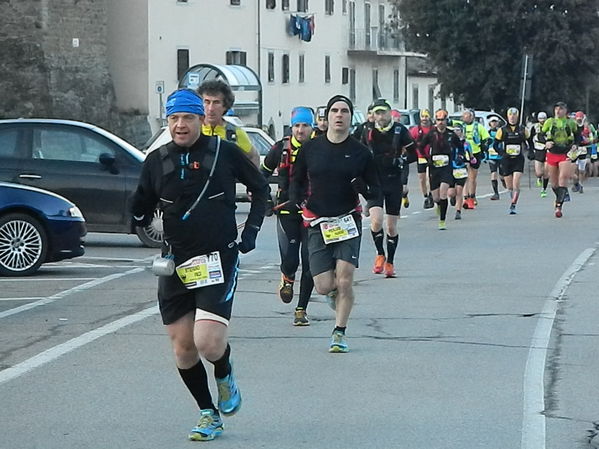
[179,64,261,92]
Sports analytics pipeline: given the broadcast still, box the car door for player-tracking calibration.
[16,123,130,231]
[0,125,26,184]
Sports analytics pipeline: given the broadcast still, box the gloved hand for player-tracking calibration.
[132,214,151,228]
[238,224,260,254]
[350,177,368,196]
[265,197,275,217]
[527,149,535,161]
[469,156,478,166]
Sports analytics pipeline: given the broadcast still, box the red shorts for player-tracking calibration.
[546,152,568,167]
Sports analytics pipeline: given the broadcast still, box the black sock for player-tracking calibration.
[439,198,448,220]
[492,179,498,195]
[209,344,231,379]
[178,360,217,412]
[543,178,549,190]
[371,229,385,256]
[334,326,346,334]
[386,234,398,264]
[552,186,559,199]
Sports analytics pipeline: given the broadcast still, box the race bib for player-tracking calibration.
[453,168,468,179]
[176,251,224,289]
[579,146,588,155]
[432,154,449,167]
[506,144,521,156]
[567,146,582,161]
[418,157,427,164]
[319,214,359,245]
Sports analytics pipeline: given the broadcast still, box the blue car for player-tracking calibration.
[0,182,86,276]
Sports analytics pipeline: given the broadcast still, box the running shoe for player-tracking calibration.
[188,409,224,441]
[438,220,447,230]
[462,200,470,210]
[509,204,517,215]
[490,193,500,201]
[536,178,543,187]
[293,308,310,326]
[555,206,563,218]
[402,194,410,208]
[279,275,294,304]
[216,363,242,416]
[373,255,385,274]
[329,330,349,353]
[466,197,476,209]
[564,191,571,202]
[384,262,396,278]
[454,210,461,220]
[325,288,338,311]
[424,194,434,209]
[579,185,584,194]
[572,183,580,193]
[540,190,547,198]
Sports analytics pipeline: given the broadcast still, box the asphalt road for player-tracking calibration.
[1,171,599,449]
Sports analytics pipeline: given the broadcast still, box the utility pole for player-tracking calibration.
[519,53,533,126]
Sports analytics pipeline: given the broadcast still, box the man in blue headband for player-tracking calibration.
[130,88,268,441]
[261,106,315,326]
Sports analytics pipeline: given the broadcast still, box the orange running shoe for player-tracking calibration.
[384,262,396,278]
[373,255,386,274]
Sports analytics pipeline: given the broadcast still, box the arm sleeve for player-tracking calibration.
[289,144,308,207]
[260,142,281,177]
[232,146,268,229]
[361,152,381,201]
[129,152,160,219]
[233,128,253,154]
[493,128,504,151]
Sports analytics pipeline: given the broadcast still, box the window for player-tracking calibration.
[282,0,289,10]
[378,4,385,48]
[365,3,371,47]
[441,97,447,110]
[372,68,381,100]
[177,49,189,82]
[341,67,349,84]
[393,69,399,102]
[299,54,305,83]
[282,54,290,83]
[428,85,435,113]
[226,50,247,66]
[324,55,331,83]
[268,52,275,82]
[349,1,355,47]
[342,0,347,14]
[33,128,115,163]
[297,0,308,12]
[266,0,276,8]
[325,0,334,15]
[412,84,419,109]
[230,0,241,5]
[0,128,19,158]
[349,68,356,101]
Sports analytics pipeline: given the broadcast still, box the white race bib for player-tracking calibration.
[176,251,225,289]
[418,157,427,164]
[432,154,449,167]
[319,214,359,245]
[453,168,468,179]
[506,144,521,156]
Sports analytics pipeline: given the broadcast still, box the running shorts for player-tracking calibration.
[307,218,362,276]
[546,152,568,167]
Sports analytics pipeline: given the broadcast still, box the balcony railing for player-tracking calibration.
[349,28,403,54]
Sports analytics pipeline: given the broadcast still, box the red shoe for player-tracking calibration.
[384,263,396,278]
[463,200,470,210]
[373,255,385,274]
[555,207,562,218]
[467,197,476,209]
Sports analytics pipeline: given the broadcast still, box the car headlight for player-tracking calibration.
[67,206,84,219]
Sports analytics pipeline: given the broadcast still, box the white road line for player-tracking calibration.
[0,278,97,283]
[0,305,159,386]
[0,297,45,302]
[0,268,144,320]
[521,247,596,449]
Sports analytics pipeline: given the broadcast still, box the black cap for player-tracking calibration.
[371,98,392,113]
[326,95,354,117]
[316,106,327,119]
[554,101,568,109]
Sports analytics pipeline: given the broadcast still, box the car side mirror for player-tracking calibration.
[99,153,119,174]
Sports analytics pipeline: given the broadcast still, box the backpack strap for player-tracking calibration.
[224,122,238,142]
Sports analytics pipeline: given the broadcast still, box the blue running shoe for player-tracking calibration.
[329,330,349,353]
[216,363,242,416]
[188,409,223,441]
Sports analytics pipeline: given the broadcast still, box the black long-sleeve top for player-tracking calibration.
[130,133,268,263]
[289,134,381,217]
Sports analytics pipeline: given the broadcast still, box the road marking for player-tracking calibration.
[0,278,97,282]
[0,268,144,320]
[521,247,596,449]
[0,297,45,302]
[0,305,159,386]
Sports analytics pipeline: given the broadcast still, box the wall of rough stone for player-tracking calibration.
[0,0,150,147]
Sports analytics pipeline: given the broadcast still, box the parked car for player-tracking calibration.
[0,118,162,248]
[0,182,86,276]
[448,110,507,129]
[396,109,421,129]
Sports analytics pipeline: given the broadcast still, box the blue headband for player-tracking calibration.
[165,89,205,117]
[290,107,314,126]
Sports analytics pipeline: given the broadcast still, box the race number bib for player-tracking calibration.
[319,214,359,245]
[505,144,521,156]
[418,157,427,164]
[453,168,468,179]
[567,146,582,161]
[432,154,449,167]
[488,147,498,157]
[176,251,224,289]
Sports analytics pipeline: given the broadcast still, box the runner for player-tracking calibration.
[410,109,434,209]
[361,98,415,277]
[312,105,328,138]
[461,109,490,209]
[486,116,503,200]
[572,111,595,194]
[528,111,550,197]
[540,101,580,218]
[448,122,471,220]
[290,94,381,353]
[261,107,315,326]
[493,107,530,214]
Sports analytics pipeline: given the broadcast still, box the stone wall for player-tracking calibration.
[0,0,150,147]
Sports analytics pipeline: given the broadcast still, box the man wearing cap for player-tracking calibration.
[198,79,260,168]
[486,116,503,200]
[261,107,315,326]
[130,88,268,441]
[529,111,550,197]
[312,105,328,138]
[362,98,415,277]
[572,111,594,194]
[410,109,434,209]
[352,102,375,142]
[290,95,380,353]
[539,101,580,217]
[493,107,530,214]
[461,109,491,209]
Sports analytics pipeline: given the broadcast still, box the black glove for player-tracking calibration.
[527,148,535,161]
[265,197,275,217]
[238,224,260,254]
[132,214,151,228]
[350,177,368,196]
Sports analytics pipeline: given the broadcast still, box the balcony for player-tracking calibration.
[348,28,415,57]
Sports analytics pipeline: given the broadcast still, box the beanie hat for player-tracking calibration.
[290,107,314,126]
[326,94,354,117]
[165,89,205,117]
[316,106,327,119]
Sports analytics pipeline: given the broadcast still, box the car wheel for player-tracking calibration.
[0,213,48,276]
[135,208,163,248]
